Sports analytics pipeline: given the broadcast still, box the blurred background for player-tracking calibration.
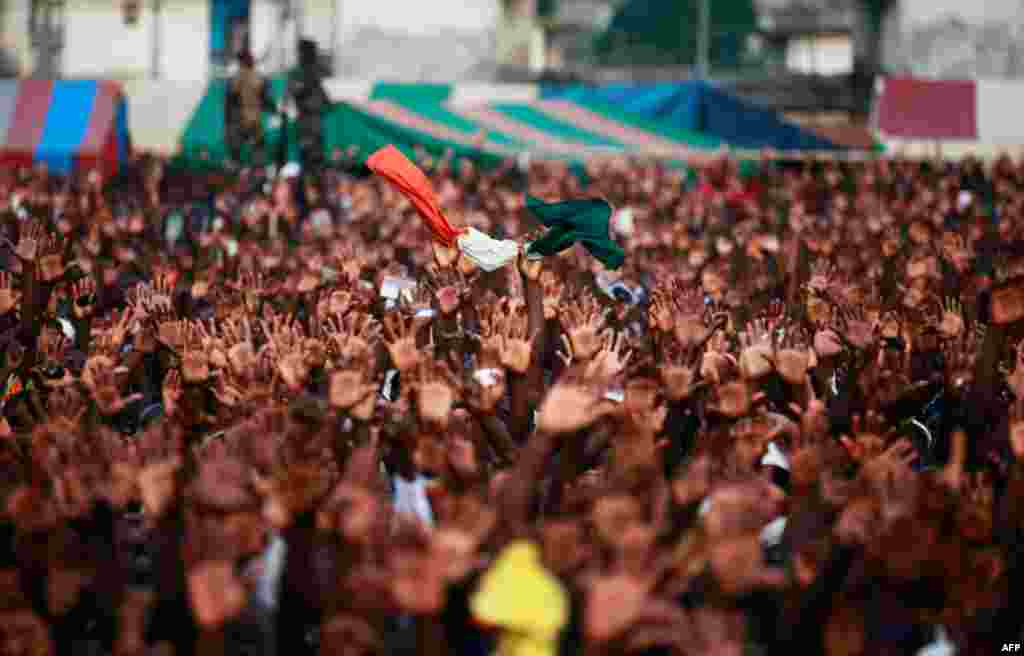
[2,0,1024,165]
[5,2,1024,90]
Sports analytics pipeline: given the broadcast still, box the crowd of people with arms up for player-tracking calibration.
[0,142,1021,656]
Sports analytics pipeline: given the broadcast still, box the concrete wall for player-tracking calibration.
[332,0,500,80]
[0,0,501,81]
[63,0,209,80]
[882,0,1024,78]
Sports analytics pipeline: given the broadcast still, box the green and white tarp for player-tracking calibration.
[176,81,722,171]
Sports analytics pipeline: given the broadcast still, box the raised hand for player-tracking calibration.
[37,233,65,282]
[181,322,211,383]
[86,360,142,416]
[709,381,756,419]
[156,316,188,352]
[942,330,979,393]
[0,271,19,315]
[672,285,719,349]
[210,371,247,408]
[738,318,775,381]
[861,439,918,514]
[806,261,839,296]
[709,535,785,596]
[341,312,380,365]
[1006,341,1024,399]
[560,294,610,363]
[813,323,843,358]
[71,276,97,319]
[660,342,706,401]
[646,289,675,334]
[835,305,876,351]
[383,313,422,372]
[540,270,565,320]
[277,346,312,392]
[474,300,504,362]
[413,362,458,429]
[536,380,614,435]
[152,268,177,302]
[192,318,228,369]
[959,472,994,542]
[497,305,533,374]
[38,327,69,370]
[230,269,279,301]
[585,330,632,384]
[700,331,737,385]
[937,296,965,339]
[775,326,814,386]
[162,369,184,416]
[222,316,256,377]
[1011,402,1024,461]
[320,288,355,321]
[789,382,829,445]
[428,268,475,317]
[432,241,460,269]
[295,266,322,295]
[14,220,45,262]
[329,368,378,414]
[259,312,302,360]
[92,317,127,359]
[142,289,181,347]
[833,497,877,547]
[107,307,133,352]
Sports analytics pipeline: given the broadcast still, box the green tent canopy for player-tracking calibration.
[175,81,722,172]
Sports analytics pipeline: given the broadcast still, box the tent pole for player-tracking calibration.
[151,0,162,79]
[331,0,340,74]
[696,0,709,77]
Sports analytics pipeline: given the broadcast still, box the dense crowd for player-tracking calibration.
[0,148,1022,656]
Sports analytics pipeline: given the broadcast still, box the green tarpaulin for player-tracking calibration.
[175,80,723,172]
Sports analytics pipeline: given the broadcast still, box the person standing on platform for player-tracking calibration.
[286,39,331,176]
[224,50,276,171]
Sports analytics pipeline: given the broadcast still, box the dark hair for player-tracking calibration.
[298,39,318,66]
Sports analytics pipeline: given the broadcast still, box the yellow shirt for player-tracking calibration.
[470,541,568,656]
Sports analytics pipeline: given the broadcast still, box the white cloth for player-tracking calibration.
[761,441,791,471]
[760,516,788,547]
[279,162,301,179]
[392,474,435,526]
[57,318,76,341]
[916,626,956,656]
[614,207,635,237]
[456,227,520,272]
[252,534,287,608]
[473,368,502,388]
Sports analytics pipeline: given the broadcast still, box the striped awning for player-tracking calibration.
[368,90,722,162]
[0,79,129,176]
[177,79,723,170]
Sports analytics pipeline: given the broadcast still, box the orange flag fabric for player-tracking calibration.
[365,145,464,248]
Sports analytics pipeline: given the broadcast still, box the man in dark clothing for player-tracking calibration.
[224,50,276,170]
[286,39,331,175]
